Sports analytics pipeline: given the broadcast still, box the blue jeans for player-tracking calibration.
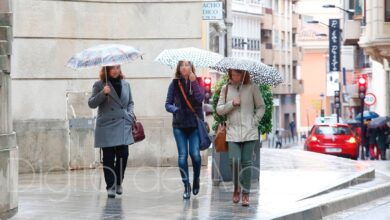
[173,127,202,185]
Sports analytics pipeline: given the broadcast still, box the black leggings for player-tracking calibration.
[102,145,129,190]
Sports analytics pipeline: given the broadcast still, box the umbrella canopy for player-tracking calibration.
[368,116,390,129]
[355,111,380,121]
[344,119,360,125]
[209,57,283,86]
[66,44,143,70]
[154,47,224,68]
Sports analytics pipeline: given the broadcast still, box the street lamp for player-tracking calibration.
[323,4,355,19]
[323,4,354,15]
[320,93,325,122]
[307,20,343,33]
[315,33,328,37]
[306,20,329,27]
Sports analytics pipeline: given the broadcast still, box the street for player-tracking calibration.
[9,144,385,220]
[2,0,390,219]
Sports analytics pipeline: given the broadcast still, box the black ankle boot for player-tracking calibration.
[183,183,191,199]
[193,178,200,195]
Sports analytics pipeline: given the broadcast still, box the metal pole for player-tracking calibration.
[360,98,365,160]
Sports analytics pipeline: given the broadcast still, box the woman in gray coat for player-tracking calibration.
[88,65,135,198]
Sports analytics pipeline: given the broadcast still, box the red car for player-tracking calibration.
[304,123,360,160]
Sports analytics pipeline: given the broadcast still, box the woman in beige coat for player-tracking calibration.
[217,69,265,206]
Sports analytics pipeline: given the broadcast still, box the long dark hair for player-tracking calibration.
[175,60,196,79]
[99,66,124,82]
[228,69,251,85]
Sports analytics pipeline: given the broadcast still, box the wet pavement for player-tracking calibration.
[322,160,390,220]
[10,148,374,220]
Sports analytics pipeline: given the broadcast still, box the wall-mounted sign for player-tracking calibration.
[327,71,340,96]
[329,19,341,72]
[202,2,223,20]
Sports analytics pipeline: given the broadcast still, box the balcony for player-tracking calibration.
[261,43,273,65]
[272,84,292,95]
[292,79,304,94]
[343,20,361,45]
[292,46,301,65]
[273,50,286,65]
[261,8,273,30]
[232,0,262,15]
[292,13,300,30]
[358,0,390,63]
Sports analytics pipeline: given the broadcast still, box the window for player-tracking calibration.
[349,0,355,11]
[274,0,279,13]
[354,0,362,16]
[273,30,280,48]
[386,0,390,22]
[315,126,351,135]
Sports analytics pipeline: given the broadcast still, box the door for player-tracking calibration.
[66,92,100,170]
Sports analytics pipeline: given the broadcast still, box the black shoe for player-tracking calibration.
[183,183,191,200]
[193,178,200,195]
[116,185,122,195]
[107,187,116,198]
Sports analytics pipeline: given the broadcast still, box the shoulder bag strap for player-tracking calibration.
[222,84,229,125]
[178,80,199,119]
[224,84,229,103]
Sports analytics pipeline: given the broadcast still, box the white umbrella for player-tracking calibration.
[154,47,224,68]
[66,44,143,81]
[210,57,283,86]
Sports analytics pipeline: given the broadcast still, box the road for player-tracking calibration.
[288,142,390,220]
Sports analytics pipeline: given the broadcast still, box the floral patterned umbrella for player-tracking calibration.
[209,57,283,86]
[154,47,224,68]
[66,44,143,70]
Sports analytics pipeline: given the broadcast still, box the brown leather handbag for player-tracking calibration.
[215,85,229,152]
[132,116,145,143]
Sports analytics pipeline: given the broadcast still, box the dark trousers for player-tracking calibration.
[102,145,129,190]
[276,141,282,149]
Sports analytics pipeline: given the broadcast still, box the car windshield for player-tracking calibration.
[315,126,351,135]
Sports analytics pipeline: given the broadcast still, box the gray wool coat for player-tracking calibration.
[88,80,135,148]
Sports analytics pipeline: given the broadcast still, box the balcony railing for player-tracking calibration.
[343,19,361,45]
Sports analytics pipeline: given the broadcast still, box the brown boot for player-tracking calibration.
[242,193,250,207]
[233,187,240,203]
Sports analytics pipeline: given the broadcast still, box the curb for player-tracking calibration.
[299,168,375,200]
[272,180,390,220]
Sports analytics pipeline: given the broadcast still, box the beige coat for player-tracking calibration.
[217,83,265,142]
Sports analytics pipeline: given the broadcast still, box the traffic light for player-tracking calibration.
[334,90,341,109]
[203,77,212,104]
[334,90,341,123]
[358,75,367,99]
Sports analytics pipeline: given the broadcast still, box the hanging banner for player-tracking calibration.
[329,19,341,72]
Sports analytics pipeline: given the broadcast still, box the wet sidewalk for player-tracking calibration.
[10,149,374,220]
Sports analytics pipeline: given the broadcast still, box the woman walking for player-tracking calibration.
[217,69,265,206]
[88,65,135,198]
[165,60,205,199]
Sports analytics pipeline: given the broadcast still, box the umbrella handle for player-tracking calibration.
[238,71,247,92]
[104,66,110,103]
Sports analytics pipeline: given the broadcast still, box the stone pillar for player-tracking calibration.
[0,0,18,218]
